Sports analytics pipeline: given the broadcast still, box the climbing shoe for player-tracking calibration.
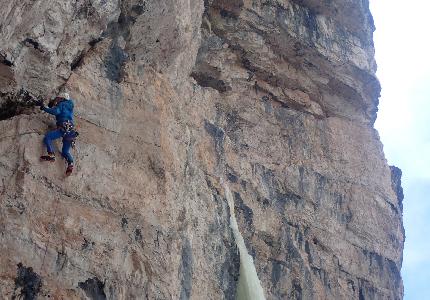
[65,164,74,176]
[40,153,55,162]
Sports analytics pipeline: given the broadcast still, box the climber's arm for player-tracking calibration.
[42,104,61,116]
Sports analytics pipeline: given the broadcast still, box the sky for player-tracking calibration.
[369,1,430,299]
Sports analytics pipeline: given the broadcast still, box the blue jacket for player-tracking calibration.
[43,99,74,125]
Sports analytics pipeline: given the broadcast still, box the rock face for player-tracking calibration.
[0,0,404,299]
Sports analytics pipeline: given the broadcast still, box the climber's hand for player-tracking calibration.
[35,99,45,108]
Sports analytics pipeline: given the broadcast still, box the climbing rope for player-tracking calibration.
[39,195,61,276]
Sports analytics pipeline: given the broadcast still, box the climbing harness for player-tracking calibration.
[61,120,74,134]
[60,120,79,148]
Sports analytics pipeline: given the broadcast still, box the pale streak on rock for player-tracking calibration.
[222,179,266,300]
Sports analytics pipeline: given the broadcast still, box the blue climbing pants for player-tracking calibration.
[43,129,74,163]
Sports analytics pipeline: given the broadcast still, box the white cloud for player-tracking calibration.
[371,0,430,180]
[370,1,430,299]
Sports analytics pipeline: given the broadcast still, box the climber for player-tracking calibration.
[37,93,78,176]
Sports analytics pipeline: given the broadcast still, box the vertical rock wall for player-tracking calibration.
[0,0,404,299]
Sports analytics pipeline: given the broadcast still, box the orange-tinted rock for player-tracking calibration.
[0,0,403,299]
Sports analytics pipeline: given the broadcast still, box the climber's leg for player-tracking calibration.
[65,163,73,176]
[41,129,63,161]
[62,138,74,176]
[61,139,74,164]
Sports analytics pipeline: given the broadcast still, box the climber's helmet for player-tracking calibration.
[60,92,70,100]
[48,93,69,108]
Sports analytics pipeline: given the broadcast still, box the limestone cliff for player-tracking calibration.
[0,0,404,299]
